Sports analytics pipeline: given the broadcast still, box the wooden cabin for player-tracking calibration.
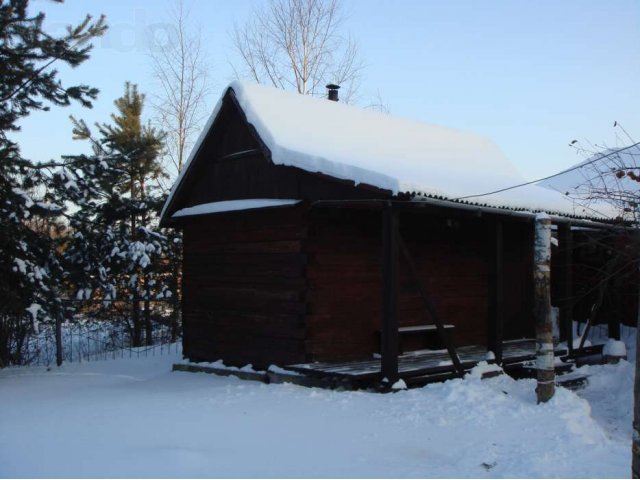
[161,81,630,385]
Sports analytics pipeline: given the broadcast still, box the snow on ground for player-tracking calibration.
[0,344,634,478]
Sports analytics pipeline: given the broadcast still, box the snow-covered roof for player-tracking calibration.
[162,81,615,222]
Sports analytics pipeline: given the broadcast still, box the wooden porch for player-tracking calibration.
[307,200,607,393]
[286,339,570,382]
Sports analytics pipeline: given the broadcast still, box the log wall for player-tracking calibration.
[181,205,536,367]
[305,209,535,362]
[305,209,383,361]
[181,206,309,368]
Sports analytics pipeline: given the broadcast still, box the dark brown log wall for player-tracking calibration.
[305,209,535,363]
[502,221,535,340]
[399,215,489,348]
[180,205,536,367]
[181,206,309,368]
[305,209,383,361]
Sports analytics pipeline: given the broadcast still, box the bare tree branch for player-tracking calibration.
[231,0,363,100]
[563,138,640,224]
[150,0,212,181]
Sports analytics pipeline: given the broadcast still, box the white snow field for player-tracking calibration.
[0,338,634,478]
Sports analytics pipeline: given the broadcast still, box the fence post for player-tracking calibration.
[55,316,63,367]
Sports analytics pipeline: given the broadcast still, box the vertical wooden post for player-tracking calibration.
[381,202,399,384]
[534,214,555,403]
[55,315,63,367]
[609,260,622,340]
[557,223,573,354]
[488,220,504,364]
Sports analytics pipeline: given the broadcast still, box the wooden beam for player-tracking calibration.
[487,220,504,364]
[397,234,465,376]
[533,214,555,403]
[557,223,573,354]
[380,203,399,383]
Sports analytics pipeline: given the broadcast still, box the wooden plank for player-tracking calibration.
[184,275,307,290]
[305,314,379,328]
[185,315,306,340]
[184,252,307,267]
[186,334,305,358]
[185,224,309,245]
[287,340,540,380]
[173,363,268,383]
[186,295,307,315]
[197,240,303,254]
[189,324,306,342]
[186,310,304,325]
[307,267,381,283]
[186,285,304,303]
[184,254,307,279]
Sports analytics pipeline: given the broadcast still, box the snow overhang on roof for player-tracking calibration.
[161,81,619,224]
[172,199,301,218]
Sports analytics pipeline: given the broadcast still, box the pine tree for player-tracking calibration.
[0,0,106,366]
[61,83,168,347]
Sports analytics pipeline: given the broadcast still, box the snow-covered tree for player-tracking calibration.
[0,0,106,365]
[60,83,170,347]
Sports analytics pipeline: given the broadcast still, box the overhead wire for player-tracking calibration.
[453,141,640,201]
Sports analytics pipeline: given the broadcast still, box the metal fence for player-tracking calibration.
[1,300,181,367]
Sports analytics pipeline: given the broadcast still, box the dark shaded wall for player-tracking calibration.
[551,229,638,337]
[181,207,309,368]
[304,209,535,362]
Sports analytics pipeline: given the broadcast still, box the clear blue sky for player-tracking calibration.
[13,0,640,181]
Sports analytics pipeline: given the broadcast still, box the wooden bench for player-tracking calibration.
[378,324,455,354]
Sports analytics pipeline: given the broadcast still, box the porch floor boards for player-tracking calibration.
[286,339,567,380]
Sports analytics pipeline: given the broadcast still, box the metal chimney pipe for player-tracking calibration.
[326,84,340,102]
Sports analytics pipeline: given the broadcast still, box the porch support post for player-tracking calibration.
[534,214,555,403]
[381,202,399,384]
[608,234,622,340]
[487,219,504,364]
[557,223,573,354]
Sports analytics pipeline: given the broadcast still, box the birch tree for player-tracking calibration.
[150,0,210,180]
[232,0,363,101]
